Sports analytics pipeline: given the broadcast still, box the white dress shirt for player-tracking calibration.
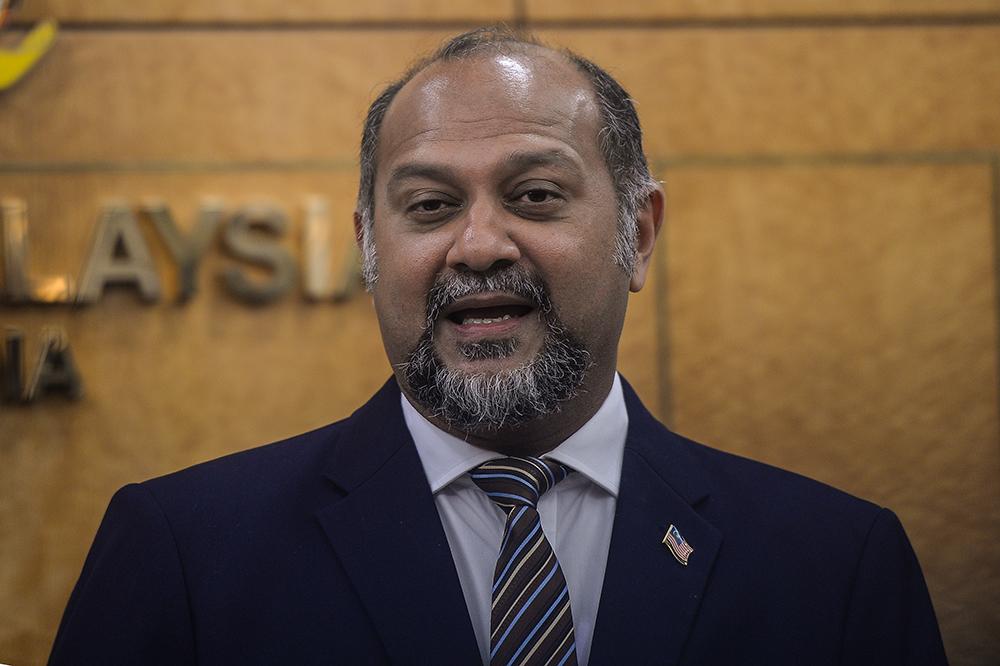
[402,374,628,666]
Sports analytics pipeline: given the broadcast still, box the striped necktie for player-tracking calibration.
[470,457,578,666]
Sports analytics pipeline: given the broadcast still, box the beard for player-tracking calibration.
[401,265,590,433]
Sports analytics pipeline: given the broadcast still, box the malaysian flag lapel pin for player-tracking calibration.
[662,524,694,566]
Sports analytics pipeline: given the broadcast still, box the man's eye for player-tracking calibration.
[520,189,558,204]
[506,186,565,219]
[407,198,456,217]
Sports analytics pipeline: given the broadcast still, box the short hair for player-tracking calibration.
[356,25,658,286]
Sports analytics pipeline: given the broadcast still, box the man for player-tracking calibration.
[50,27,947,665]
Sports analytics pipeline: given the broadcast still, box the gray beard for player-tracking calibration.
[401,266,590,433]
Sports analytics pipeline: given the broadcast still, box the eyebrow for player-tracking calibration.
[501,149,585,178]
[387,163,461,189]
[386,149,585,192]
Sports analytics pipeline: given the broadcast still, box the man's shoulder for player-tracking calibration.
[680,430,879,515]
[132,379,404,520]
[642,422,891,557]
[154,419,344,486]
[132,418,347,522]
[618,401,945,662]
[623,381,881,526]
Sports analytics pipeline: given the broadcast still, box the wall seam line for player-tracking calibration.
[8,14,1000,31]
[991,153,1000,445]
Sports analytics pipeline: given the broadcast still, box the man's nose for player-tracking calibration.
[445,199,521,272]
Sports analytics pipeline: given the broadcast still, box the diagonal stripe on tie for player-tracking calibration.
[471,457,579,666]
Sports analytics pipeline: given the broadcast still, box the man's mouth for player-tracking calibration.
[439,295,537,336]
[445,304,534,326]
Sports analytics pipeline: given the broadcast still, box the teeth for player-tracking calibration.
[463,314,513,325]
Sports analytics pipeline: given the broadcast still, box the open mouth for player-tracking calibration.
[445,303,534,326]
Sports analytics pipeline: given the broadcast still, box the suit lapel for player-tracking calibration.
[314,380,480,664]
[589,382,723,666]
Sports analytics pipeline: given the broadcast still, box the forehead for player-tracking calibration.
[376,48,605,176]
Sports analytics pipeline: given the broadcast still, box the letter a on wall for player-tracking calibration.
[77,202,162,303]
[25,328,83,401]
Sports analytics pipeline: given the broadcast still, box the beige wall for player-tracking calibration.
[1,2,999,664]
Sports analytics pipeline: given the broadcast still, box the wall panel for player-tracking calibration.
[663,160,1000,663]
[541,27,1000,156]
[0,30,452,163]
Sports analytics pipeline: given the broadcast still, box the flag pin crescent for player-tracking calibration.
[662,524,694,566]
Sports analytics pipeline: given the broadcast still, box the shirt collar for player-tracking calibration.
[402,373,628,498]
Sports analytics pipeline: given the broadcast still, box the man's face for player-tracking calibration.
[368,49,634,435]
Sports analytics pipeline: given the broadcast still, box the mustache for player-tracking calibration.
[424,265,552,329]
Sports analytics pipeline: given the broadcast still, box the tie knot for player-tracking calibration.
[470,457,572,510]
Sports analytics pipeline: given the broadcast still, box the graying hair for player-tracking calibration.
[356,26,658,286]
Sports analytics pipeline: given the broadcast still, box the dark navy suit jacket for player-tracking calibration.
[50,378,947,665]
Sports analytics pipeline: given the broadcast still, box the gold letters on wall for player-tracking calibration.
[1,196,364,306]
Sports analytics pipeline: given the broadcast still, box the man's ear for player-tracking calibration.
[629,185,665,292]
[353,211,365,252]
